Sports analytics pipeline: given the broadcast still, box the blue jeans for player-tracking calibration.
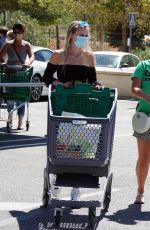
[7,100,25,116]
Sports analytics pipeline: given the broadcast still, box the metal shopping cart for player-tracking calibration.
[42,83,118,226]
[0,66,33,132]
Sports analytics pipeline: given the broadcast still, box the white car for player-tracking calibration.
[94,51,140,97]
[31,46,53,101]
[94,51,140,71]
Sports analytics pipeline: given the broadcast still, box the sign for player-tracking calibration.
[128,13,136,29]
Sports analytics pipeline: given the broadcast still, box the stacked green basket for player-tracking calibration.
[0,67,33,101]
[51,83,114,117]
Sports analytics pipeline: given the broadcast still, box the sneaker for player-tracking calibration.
[50,174,61,198]
[70,187,80,201]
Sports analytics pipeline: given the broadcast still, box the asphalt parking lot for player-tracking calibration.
[0,98,150,230]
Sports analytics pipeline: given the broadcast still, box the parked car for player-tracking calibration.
[94,51,140,71]
[94,51,140,97]
[30,46,53,101]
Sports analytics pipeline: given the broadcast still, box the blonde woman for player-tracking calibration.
[43,21,101,202]
[43,20,101,88]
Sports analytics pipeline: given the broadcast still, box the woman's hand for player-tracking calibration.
[92,82,102,90]
[0,62,7,69]
[63,81,74,88]
[22,63,30,69]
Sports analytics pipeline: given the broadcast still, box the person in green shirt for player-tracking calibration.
[131,59,150,204]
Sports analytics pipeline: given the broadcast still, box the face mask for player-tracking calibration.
[74,36,89,48]
[15,34,23,41]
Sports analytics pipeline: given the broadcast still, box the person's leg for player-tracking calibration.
[16,101,25,129]
[7,100,14,124]
[135,138,150,203]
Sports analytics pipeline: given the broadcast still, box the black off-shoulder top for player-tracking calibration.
[43,62,98,87]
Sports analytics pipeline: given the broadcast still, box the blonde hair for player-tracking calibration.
[64,21,90,60]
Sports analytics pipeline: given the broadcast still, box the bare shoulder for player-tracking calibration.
[50,50,64,64]
[23,41,32,50]
[84,50,95,66]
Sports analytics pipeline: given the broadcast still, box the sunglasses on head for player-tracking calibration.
[79,21,89,27]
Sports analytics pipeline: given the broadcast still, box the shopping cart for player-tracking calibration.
[0,66,33,132]
[42,83,118,226]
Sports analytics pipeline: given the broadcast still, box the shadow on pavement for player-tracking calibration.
[9,207,107,230]
[105,203,150,225]
[0,130,47,150]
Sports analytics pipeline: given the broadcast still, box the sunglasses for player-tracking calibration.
[79,21,89,27]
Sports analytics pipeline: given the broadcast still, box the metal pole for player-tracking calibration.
[129,28,132,53]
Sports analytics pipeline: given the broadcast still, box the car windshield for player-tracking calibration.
[95,54,119,68]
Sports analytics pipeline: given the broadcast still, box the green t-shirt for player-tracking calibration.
[131,60,150,113]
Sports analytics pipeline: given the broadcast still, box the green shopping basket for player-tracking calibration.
[51,83,114,117]
[0,66,33,101]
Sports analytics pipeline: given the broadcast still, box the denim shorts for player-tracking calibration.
[7,100,25,116]
[133,128,150,140]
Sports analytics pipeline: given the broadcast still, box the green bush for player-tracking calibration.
[132,47,150,61]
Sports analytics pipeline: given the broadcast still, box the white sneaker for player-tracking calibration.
[50,174,61,198]
[70,187,80,201]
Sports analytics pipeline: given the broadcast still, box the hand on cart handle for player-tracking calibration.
[22,63,30,69]
[91,82,102,90]
[0,62,7,69]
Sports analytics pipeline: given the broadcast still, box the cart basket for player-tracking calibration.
[48,84,118,167]
[51,83,114,117]
[0,66,33,101]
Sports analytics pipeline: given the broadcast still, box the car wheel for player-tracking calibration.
[31,74,42,102]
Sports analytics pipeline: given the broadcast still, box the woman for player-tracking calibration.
[43,20,101,202]
[131,59,150,204]
[43,20,101,88]
[0,23,34,130]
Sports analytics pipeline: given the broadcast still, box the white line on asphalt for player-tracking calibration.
[0,188,120,211]
[0,188,120,227]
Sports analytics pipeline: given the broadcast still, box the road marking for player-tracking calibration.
[0,188,120,211]
[0,188,120,227]
[0,202,42,211]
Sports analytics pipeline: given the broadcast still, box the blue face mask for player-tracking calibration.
[74,36,89,48]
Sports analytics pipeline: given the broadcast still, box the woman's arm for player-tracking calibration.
[42,52,59,87]
[0,42,9,63]
[132,77,150,104]
[25,43,34,66]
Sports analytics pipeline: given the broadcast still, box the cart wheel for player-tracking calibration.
[7,121,12,133]
[42,169,49,207]
[54,209,62,226]
[103,196,111,211]
[103,172,113,211]
[88,207,96,227]
[26,121,30,131]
